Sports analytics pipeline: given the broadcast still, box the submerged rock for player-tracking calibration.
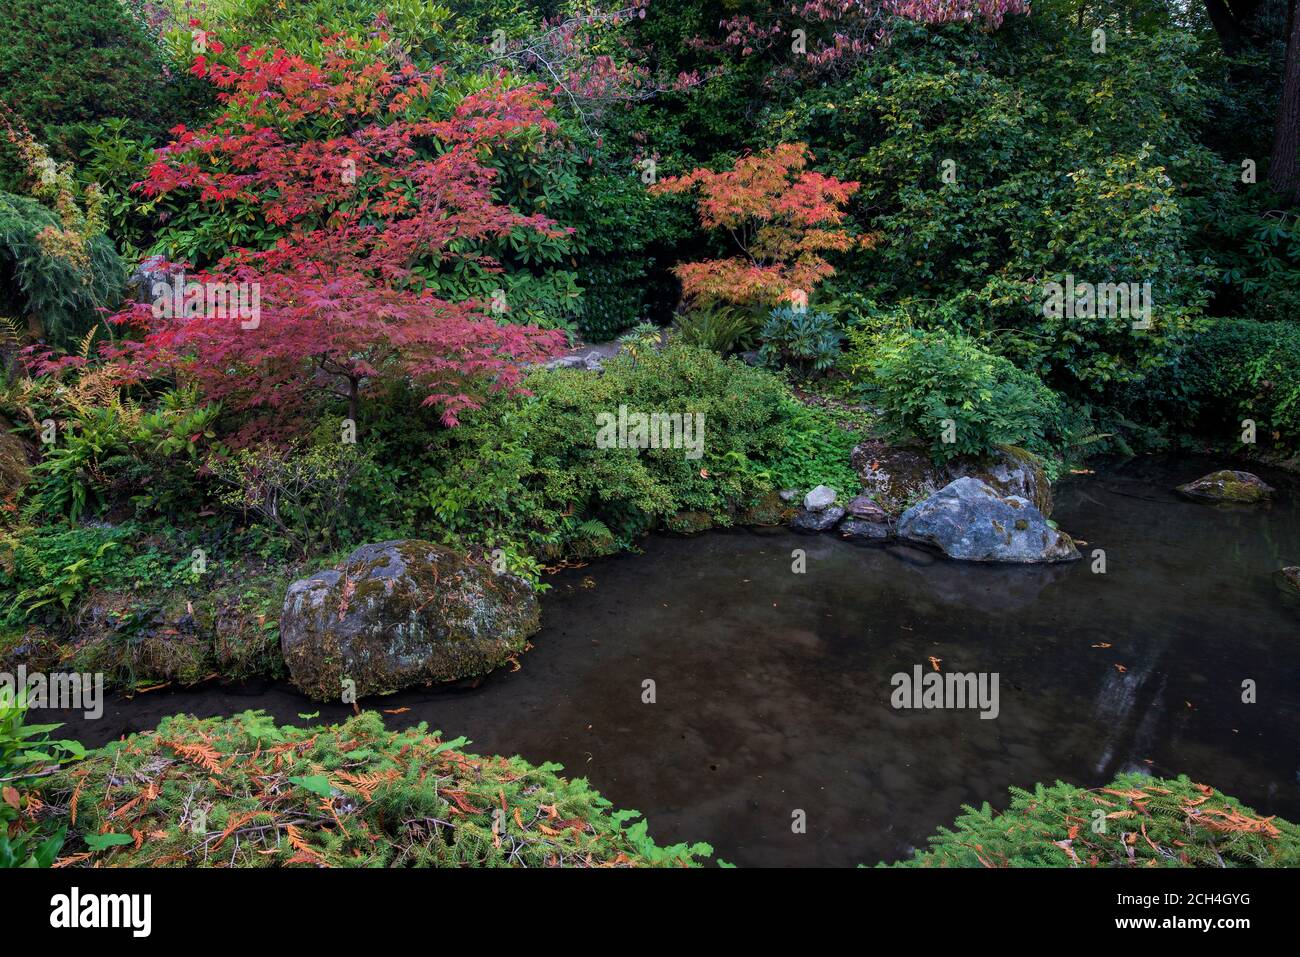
[851,441,1053,518]
[791,505,845,533]
[1176,470,1274,504]
[897,477,1079,564]
[280,540,540,701]
[839,518,891,541]
[803,485,838,511]
[1278,566,1300,599]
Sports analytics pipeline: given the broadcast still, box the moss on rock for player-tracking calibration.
[1177,469,1275,504]
[280,540,541,701]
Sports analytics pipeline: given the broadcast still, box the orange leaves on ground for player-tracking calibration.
[162,738,225,774]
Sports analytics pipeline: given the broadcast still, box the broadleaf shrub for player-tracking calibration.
[850,327,1064,463]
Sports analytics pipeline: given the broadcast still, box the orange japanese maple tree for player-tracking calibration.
[650,143,867,310]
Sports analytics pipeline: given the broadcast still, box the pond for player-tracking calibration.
[47,456,1300,867]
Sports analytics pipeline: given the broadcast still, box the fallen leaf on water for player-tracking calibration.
[1114,664,1127,673]
[928,656,942,672]
[1092,642,1112,649]
[382,707,409,715]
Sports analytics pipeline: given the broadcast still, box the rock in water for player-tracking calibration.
[1176,470,1274,504]
[1278,567,1300,598]
[791,505,846,533]
[803,485,838,511]
[851,441,1053,518]
[280,540,540,700]
[839,518,890,541]
[897,477,1079,564]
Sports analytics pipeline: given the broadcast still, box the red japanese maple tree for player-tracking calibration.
[108,34,567,438]
[651,143,868,309]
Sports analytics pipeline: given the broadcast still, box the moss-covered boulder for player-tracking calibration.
[665,510,715,535]
[851,440,1052,518]
[735,489,794,526]
[1176,469,1275,504]
[280,540,540,701]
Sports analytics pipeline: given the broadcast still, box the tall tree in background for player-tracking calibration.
[1268,0,1300,200]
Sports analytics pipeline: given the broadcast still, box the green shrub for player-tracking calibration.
[773,15,1217,399]
[39,709,713,867]
[1142,318,1300,453]
[759,307,843,376]
[850,327,1064,463]
[0,192,123,345]
[765,400,863,496]
[673,304,759,354]
[208,441,369,559]
[0,690,84,868]
[0,522,201,631]
[0,0,180,166]
[421,344,790,559]
[889,773,1300,868]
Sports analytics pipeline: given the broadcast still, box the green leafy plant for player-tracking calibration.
[850,327,1064,463]
[673,304,759,355]
[759,306,843,375]
[1,689,83,868]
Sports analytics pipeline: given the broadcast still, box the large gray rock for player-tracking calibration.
[280,540,540,700]
[897,477,1079,564]
[851,441,1053,518]
[1176,470,1274,504]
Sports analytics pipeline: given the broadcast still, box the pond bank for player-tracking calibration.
[42,456,1300,867]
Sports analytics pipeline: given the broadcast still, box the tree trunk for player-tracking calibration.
[1270,1,1300,202]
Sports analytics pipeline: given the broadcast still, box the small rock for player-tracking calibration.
[840,518,890,541]
[778,489,802,503]
[1278,566,1300,595]
[844,494,888,523]
[803,485,838,511]
[791,505,845,533]
[1176,470,1274,504]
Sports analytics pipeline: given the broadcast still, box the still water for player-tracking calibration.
[52,456,1300,866]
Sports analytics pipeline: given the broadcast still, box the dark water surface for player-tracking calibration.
[50,456,1300,866]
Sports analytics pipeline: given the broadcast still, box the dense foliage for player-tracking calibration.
[891,773,1300,867]
[37,709,712,867]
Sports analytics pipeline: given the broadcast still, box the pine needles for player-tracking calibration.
[889,773,1300,868]
[37,710,714,868]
